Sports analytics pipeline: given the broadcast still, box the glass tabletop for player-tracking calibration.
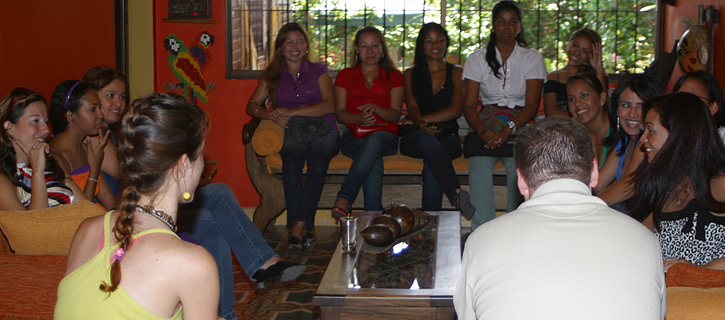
[350,216,438,289]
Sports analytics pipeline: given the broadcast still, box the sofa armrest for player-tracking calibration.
[242,117,261,145]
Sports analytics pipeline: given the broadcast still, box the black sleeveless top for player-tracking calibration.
[417,62,458,131]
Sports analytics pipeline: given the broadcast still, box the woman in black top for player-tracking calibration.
[400,23,473,216]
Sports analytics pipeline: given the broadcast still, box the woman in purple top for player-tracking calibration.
[247,22,339,249]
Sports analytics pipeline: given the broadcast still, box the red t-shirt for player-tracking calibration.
[335,64,403,124]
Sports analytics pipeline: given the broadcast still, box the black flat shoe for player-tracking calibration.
[252,261,307,288]
[456,189,476,220]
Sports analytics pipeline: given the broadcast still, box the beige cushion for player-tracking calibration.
[666,287,725,319]
[0,201,105,255]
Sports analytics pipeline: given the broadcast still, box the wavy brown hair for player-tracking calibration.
[100,93,209,293]
[0,88,65,184]
[263,22,313,106]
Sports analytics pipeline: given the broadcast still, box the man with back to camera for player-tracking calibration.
[454,118,666,319]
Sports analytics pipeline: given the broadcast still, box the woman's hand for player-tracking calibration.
[590,41,604,70]
[85,129,110,172]
[16,139,49,172]
[357,110,376,126]
[357,103,382,115]
[269,108,292,128]
[417,119,437,133]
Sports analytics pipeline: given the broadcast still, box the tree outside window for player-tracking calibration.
[227,0,657,78]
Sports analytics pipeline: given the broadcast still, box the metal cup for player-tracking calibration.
[340,216,358,254]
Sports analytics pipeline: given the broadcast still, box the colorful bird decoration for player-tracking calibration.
[164,32,214,104]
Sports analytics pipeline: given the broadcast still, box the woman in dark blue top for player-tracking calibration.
[400,23,473,216]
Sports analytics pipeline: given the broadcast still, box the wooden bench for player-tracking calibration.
[242,117,509,233]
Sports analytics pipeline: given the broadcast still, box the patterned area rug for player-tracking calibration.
[231,226,339,320]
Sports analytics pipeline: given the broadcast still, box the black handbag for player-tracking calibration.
[287,116,332,143]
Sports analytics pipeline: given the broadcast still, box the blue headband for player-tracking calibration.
[63,81,84,110]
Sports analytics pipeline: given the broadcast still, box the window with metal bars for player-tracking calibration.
[226,0,659,79]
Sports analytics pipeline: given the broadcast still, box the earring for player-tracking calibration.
[305,50,308,54]
[616,116,620,131]
[182,192,192,201]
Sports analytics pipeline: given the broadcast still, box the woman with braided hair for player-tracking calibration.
[56,93,219,319]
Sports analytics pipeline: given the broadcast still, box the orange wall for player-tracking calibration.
[663,1,724,90]
[0,0,115,101]
[154,0,260,205]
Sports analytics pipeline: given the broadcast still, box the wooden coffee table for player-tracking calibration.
[313,211,461,320]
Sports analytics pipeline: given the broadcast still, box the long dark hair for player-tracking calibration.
[673,70,725,127]
[486,0,527,79]
[608,73,663,156]
[264,22,312,106]
[411,23,450,105]
[629,92,725,224]
[567,71,617,149]
[83,66,129,133]
[100,93,209,293]
[0,88,65,183]
[349,26,398,79]
[48,80,97,134]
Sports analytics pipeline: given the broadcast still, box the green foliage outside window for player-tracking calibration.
[232,0,657,76]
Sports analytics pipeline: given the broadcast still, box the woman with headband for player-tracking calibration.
[48,80,116,209]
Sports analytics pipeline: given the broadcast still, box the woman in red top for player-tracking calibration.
[332,26,403,216]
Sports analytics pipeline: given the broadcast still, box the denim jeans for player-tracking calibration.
[280,128,340,228]
[179,183,277,320]
[400,131,462,210]
[468,156,522,230]
[338,129,398,211]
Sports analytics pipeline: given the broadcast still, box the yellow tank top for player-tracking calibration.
[54,211,183,320]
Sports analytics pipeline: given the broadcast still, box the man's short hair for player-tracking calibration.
[514,118,595,190]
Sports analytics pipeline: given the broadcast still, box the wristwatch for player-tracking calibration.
[506,120,516,134]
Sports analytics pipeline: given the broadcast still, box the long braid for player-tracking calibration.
[99,106,144,293]
[98,93,208,293]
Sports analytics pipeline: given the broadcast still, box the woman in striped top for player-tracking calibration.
[0,88,85,210]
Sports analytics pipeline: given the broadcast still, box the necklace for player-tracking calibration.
[135,205,177,232]
[362,70,377,82]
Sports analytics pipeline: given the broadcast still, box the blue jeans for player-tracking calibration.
[468,156,521,230]
[338,130,398,211]
[280,128,340,228]
[179,183,277,320]
[400,131,462,210]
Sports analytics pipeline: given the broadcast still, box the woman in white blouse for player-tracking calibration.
[462,0,546,229]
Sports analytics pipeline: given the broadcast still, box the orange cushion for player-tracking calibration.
[251,119,284,156]
[666,263,725,288]
[0,200,105,255]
